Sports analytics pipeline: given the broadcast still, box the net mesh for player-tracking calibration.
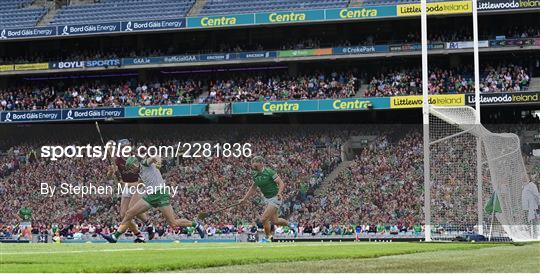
[428,106,539,242]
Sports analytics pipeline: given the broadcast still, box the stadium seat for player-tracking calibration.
[50,0,195,25]
[200,0,349,15]
[0,0,47,29]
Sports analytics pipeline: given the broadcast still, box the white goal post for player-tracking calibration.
[426,105,540,242]
[418,0,538,242]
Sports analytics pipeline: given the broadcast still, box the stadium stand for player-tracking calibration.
[200,0,349,15]
[204,71,359,103]
[0,126,344,238]
[365,64,531,97]
[50,0,195,25]
[0,70,361,110]
[1,122,538,240]
[291,131,423,228]
[1,63,533,111]
[0,0,48,28]
[0,0,475,30]
[0,151,21,178]
[1,25,538,65]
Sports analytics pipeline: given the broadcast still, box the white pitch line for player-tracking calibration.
[0,247,145,255]
[0,242,369,255]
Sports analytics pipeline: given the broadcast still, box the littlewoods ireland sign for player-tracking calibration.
[466,92,540,105]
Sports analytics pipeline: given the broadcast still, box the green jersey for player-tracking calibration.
[253,167,279,198]
[19,207,31,221]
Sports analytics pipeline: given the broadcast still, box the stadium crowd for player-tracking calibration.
[205,71,359,103]
[0,71,359,111]
[365,64,531,97]
[403,25,540,44]
[289,130,424,234]
[0,145,32,178]
[0,79,203,111]
[0,155,20,179]
[1,123,538,240]
[0,127,344,239]
[0,61,535,111]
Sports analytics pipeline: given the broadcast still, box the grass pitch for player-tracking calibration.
[0,241,538,272]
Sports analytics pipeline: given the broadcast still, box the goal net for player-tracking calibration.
[427,106,539,242]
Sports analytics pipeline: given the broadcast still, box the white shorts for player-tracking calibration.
[20,221,32,229]
[264,197,282,208]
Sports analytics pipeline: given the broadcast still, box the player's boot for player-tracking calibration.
[194,221,206,239]
[100,233,118,243]
[260,235,273,243]
[132,231,146,243]
[133,236,146,243]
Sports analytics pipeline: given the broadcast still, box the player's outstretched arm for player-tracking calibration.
[144,156,162,167]
[240,182,257,204]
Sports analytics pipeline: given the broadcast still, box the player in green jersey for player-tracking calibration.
[102,156,205,243]
[107,139,146,243]
[19,207,31,222]
[239,156,298,242]
[17,207,32,240]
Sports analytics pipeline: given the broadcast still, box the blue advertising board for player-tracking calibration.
[122,57,164,66]
[85,59,121,68]
[238,51,278,59]
[200,53,236,62]
[333,45,389,55]
[1,110,62,123]
[62,108,124,121]
[49,59,121,69]
[57,22,121,36]
[122,51,278,67]
[50,61,85,70]
[163,55,199,63]
[121,18,186,32]
[0,26,56,39]
[0,108,125,123]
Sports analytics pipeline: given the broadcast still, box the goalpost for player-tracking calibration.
[428,106,539,241]
[421,0,539,241]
